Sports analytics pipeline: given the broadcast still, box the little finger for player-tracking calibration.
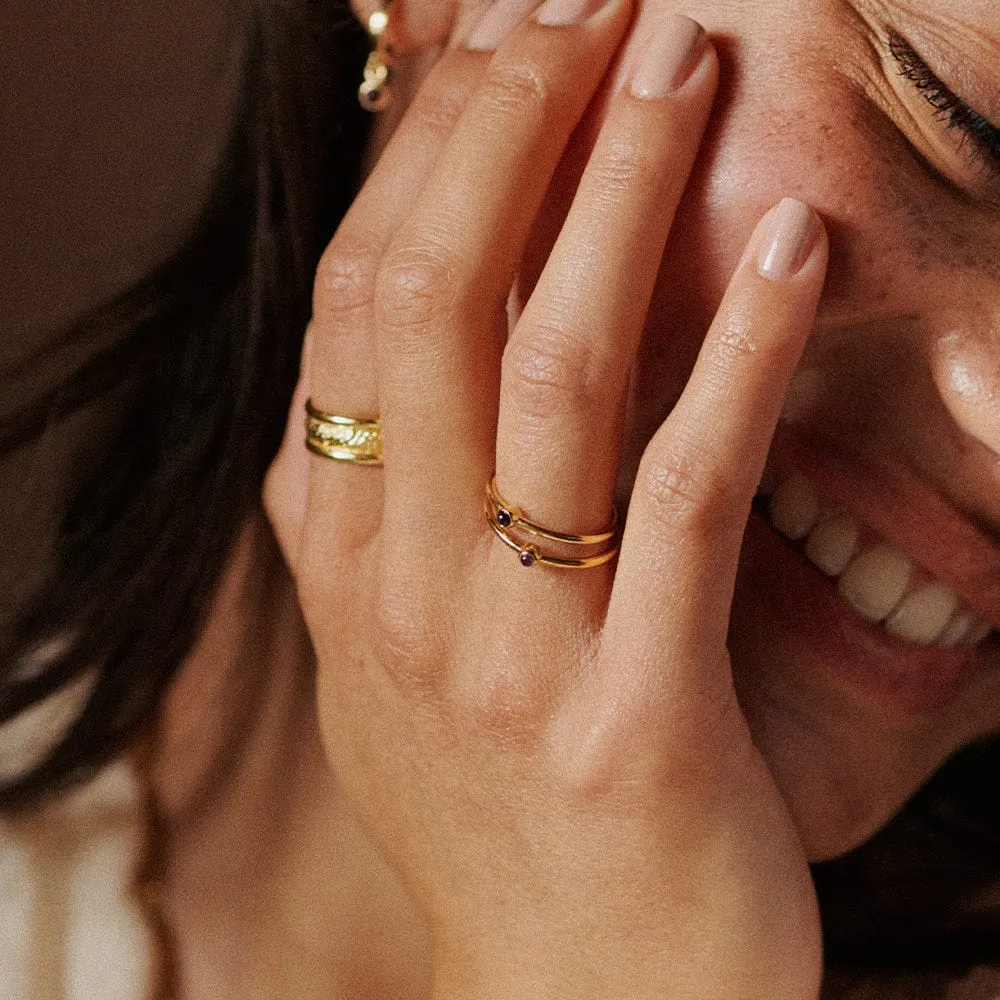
[300,46,492,568]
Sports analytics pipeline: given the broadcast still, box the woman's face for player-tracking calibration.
[580,0,1000,859]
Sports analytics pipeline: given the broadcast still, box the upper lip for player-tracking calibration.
[769,423,1000,628]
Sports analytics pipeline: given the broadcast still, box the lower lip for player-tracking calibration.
[735,506,990,716]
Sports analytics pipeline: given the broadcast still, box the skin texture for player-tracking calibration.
[611,0,1000,858]
[267,6,834,993]
[261,0,995,994]
[282,0,1000,868]
[5,0,1000,997]
[472,0,1000,858]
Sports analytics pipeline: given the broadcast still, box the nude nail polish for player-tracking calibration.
[630,13,707,98]
[465,0,542,50]
[757,198,820,280]
[535,0,608,27]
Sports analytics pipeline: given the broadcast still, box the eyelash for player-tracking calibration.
[887,32,1000,182]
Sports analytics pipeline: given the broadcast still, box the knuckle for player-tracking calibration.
[708,310,759,371]
[587,136,676,209]
[411,74,472,135]
[562,670,747,811]
[478,58,549,119]
[464,667,549,750]
[503,329,615,422]
[638,449,736,534]
[591,138,654,199]
[375,244,458,331]
[313,243,379,324]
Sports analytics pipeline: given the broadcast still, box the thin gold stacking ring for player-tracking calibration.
[485,477,619,569]
[305,399,383,465]
[487,477,617,544]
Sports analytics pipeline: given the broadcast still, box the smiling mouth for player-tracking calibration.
[755,472,995,650]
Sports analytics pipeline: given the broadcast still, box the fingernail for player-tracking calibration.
[535,0,609,27]
[630,13,707,98]
[465,0,542,50]
[756,199,820,280]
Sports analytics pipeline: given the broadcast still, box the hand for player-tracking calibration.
[266,2,829,997]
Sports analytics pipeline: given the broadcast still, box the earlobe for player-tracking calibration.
[350,0,466,135]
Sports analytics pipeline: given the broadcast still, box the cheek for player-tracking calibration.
[634,77,1000,425]
[929,322,1000,465]
[652,97,911,330]
[626,93,904,434]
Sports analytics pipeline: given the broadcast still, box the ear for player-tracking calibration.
[347,0,497,162]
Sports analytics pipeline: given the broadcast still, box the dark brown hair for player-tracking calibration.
[0,0,369,807]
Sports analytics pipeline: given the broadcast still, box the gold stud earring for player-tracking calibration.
[359,2,395,111]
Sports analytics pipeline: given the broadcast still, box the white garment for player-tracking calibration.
[0,761,154,1000]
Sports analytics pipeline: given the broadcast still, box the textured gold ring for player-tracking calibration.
[305,399,383,465]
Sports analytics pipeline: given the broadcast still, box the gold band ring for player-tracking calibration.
[484,479,619,569]
[305,399,383,465]
[486,477,617,544]
[484,500,619,569]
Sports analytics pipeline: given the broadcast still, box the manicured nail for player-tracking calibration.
[756,199,820,280]
[630,13,707,98]
[535,0,609,27]
[465,0,542,50]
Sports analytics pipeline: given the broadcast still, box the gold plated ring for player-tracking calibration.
[305,399,383,465]
[487,477,617,544]
[484,478,619,569]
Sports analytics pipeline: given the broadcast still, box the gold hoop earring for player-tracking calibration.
[359,2,395,112]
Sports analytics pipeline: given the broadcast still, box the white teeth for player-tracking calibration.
[936,609,993,648]
[805,513,861,577]
[937,610,977,648]
[837,544,914,624]
[884,582,960,646]
[763,470,997,649]
[963,615,993,647]
[769,475,821,541]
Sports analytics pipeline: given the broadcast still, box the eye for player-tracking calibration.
[887,32,1000,184]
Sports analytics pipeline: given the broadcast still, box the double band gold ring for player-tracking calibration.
[485,478,619,570]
